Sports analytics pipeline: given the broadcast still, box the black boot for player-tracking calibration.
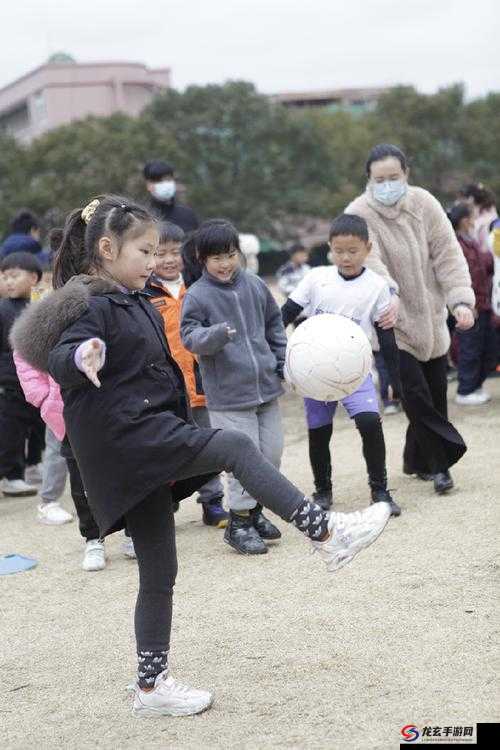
[434,471,454,494]
[371,488,402,517]
[251,504,281,540]
[224,511,268,555]
[403,463,433,481]
[312,489,333,510]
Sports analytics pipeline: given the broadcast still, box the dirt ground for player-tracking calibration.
[1,380,498,750]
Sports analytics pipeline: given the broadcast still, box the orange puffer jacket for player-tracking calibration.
[147,279,206,408]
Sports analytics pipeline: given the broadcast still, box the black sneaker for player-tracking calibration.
[403,463,433,481]
[202,498,229,529]
[371,488,402,517]
[251,504,281,540]
[312,489,333,510]
[434,471,454,494]
[224,512,268,555]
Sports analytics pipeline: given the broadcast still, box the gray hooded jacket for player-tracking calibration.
[181,268,286,411]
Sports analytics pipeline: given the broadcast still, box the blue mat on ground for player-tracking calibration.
[0,554,38,575]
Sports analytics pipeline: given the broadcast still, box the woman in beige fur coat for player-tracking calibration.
[346,144,475,494]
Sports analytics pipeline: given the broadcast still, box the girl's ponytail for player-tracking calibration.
[52,207,89,289]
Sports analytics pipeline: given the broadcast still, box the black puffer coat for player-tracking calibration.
[11,276,217,536]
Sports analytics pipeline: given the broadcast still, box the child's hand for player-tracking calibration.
[77,338,106,388]
[226,325,236,339]
[454,305,475,331]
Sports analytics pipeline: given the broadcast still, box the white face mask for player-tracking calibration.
[152,179,176,202]
[371,179,407,206]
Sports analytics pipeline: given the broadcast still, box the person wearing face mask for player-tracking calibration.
[346,143,475,495]
[143,160,200,234]
[144,160,201,288]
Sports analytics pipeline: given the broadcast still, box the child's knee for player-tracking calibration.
[354,411,381,434]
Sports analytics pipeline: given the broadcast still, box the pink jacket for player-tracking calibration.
[13,352,65,441]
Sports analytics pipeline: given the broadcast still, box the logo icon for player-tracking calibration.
[401,725,420,743]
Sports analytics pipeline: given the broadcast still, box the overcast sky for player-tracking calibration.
[1,0,498,98]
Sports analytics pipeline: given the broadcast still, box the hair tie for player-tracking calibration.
[81,199,100,225]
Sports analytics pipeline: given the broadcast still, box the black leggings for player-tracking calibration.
[308,412,387,493]
[399,351,466,474]
[125,428,305,663]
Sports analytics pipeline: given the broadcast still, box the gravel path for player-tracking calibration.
[1,381,498,749]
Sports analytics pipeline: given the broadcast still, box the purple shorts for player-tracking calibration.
[304,374,379,429]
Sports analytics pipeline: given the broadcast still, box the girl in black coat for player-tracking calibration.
[23,195,390,718]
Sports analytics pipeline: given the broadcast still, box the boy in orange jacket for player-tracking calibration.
[146,222,228,527]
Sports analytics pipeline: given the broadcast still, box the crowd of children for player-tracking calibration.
[0,160,498,718]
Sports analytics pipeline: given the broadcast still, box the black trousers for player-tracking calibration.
[308,412,387,493]
[456,311,497,395]
[0,388,45,480]
[66,455,101,542]
[399,351,466,474]
[125,428,305,660]
[26,419,46,467]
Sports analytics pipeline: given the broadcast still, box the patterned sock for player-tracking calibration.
[291,498,330,541]
[137,649,169,689]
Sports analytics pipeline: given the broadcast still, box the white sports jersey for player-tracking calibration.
[289,265,391,338]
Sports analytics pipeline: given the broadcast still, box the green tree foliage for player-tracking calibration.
[0,82,498,241]
[143,81,333,233]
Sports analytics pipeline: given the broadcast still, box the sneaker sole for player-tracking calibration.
[435,483,454,495]
[3,490,38,497]
[82,561,106,571]
[37,516,73,525]
[132,695,214,718]
[223,537,268,555]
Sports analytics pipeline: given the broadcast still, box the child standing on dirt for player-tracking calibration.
[0,251,44,498]
[448,203,496,405]
[15,195,390,718]
[180,220,286,555]
[282,214,402,516]
[145,221,228,528]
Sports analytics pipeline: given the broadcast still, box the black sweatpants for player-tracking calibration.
[124,428,305,683]
[399,351,466,474]
[0,388,45,480]
[308,412,387,494]
[456,311,497,395]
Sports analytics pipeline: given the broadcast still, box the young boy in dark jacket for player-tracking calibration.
[0,251,44,496]
[181,220,286,555]
[448,203,496,405]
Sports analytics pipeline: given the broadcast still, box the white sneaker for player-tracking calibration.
[132,670,214,717]
[82,539,106,572]
[309,502,391,572]
[25,464,43,484]
[474,387,491,402]
[455,391,489,406]
[122,537,136,559]
[37,501,73,525]
[1,478,38,497]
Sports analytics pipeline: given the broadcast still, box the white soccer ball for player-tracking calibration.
[284,313,373,401]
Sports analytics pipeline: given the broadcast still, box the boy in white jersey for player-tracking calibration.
[282,214,402,516]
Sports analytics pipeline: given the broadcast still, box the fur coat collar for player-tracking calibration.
[10,275,122,373]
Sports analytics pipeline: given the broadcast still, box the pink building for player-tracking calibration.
[0,56,171,142]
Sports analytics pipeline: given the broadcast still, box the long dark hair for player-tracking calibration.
[52,195,154,289]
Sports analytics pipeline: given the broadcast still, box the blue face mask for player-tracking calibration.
[371,179,407,206]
